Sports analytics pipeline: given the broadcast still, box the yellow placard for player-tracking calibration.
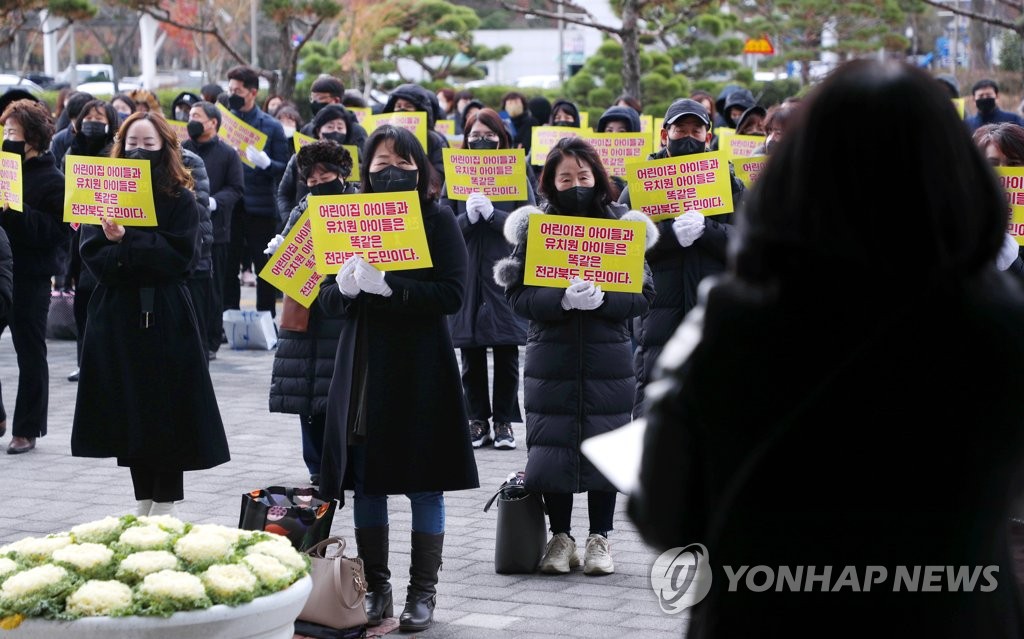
[530,126,580,166]
[953,98,965,120]
[293,132,361,183]
[580,111,590,129]
[726,134,765,159]
[579,132,652,177]
[63,155,157,227]
[435,119,455,137]
[639,114,654,133]
[442,148,527,202]
[258,210,323,307]
[733,155,768,189]
[168,119,190,143]
[347,106,372,125]
[651,117,664,153]
[997,167,1024,246]
[522,215,646,293]
[0,152,23,212]
[365,112,428,151]
[216,104,269,168]
[308,191,432,272]
[624,151,734,222]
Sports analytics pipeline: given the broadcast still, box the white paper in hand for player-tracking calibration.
[580,417,647,495]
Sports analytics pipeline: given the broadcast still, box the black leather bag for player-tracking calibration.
[483,471,547,574]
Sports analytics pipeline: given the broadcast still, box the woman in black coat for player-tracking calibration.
[630,60,1024,638]
[268,140,356,485]
[319,125,478,633]
[0,99,68,452]
[440,107,532,450]
[495,137,656,578]
[71,112,229,519]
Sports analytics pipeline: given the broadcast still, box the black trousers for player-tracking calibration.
[244,214,278,316]
[224,205,245,311]
[0,273,51,436]
[460,345,522,423]
[186,270,212,358]
[544,491,616,537]
[209,243,228,352]
[73,280,95,365]
[130,466,184,502]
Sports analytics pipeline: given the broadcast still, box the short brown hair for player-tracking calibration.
[461,108,511,150]
[112,112,194,195]
[0,99,55,152]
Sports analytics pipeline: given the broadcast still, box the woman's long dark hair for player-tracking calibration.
[112,112,194,196]
[360,124,439,200]
[460,108,511,150]
[538,136,616,212]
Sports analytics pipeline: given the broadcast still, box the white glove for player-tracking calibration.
[466,192,494,222]
[209,198,217,212]
[672,210,706,248]
[263,233,285,255]
[337,256,361,298]
[354,259,393,297]
[246,146,272,169]
[997,232,1020,271]
[560,278,604,311]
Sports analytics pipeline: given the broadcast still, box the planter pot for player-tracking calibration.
[7,575,312,639]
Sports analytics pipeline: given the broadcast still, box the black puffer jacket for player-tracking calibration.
[383,84,449,178]
[495,201,657,493]
[181,148,212,273]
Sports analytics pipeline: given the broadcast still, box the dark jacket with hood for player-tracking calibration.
[597,106,642,133]
[549,99,581,128]
[714,84,743,129]
[722,88,756,129]
[298,105,368,147]
[383,84,450,178]
[494,202,657,494]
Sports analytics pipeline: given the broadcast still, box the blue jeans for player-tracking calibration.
[349,445,445,534]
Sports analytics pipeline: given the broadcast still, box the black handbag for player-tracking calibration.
[46,290,77,340]
[238,486,337,552]
[483,471,547,574]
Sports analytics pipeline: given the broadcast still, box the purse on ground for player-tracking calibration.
[298,536,368,631]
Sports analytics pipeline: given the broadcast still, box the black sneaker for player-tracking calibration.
[469,420,491,448]
[310,474,320,486]
[493,422,516,449]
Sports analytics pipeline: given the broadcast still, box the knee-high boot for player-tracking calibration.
[354,525,393,626]
[398,531,443,632]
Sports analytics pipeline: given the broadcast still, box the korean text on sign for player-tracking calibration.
[530,126,579,166]
[168,120,191,143]
[733,155,767,189]
[523,215,646,293]
[726,134,765,159]
[0,151,23,212]
[63,155,157,227]
[293,132,361,183]
[308,191,433,272]
[624,151,734,222]
[216,103,269,168]
[442,148,527,202]
[258,210,323,307]
[365,112,428,151]
[997,166,1024,246]
[579,132,652,177]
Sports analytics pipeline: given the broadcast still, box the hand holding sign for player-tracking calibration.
[354,259,392,297]
[466,192,494,222]
[101,217,125,243]
[672,210,705,247]
[337,255,361,298]
[561,277,604,311]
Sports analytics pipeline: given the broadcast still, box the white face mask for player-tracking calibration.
[281,125,296,138]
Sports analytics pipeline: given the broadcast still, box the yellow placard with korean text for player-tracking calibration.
[651,117,664,152]
[580,111,590,129]
[624,151,734,222]
[365,112,428,151]
[530,126,580,166]
[308,192,432,272]
[63,155,156,226]
[168,119,190,143]
[715,127,735,147]
[953,98,965,120]
[442,148,526,202]
[997,167,1024,246]
[726,134,764,159]
[216,104,268,168]
[435,119,455,137]
[258,210,323,307]
[639,114,654,134]
[579,132,652,177]
[733,155,768,189]
[0,152,23,212]
[523,215,646,293]
[347,106,372,125]
[293,132,361,183]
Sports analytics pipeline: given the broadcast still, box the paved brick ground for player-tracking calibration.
[0,289,687,638]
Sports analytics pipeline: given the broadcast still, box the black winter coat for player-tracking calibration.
[630,270,1024,638]
[0,226,12,320]
[233,106,289,219]
[72,187,229,471]
[0,151,68,278]
[181,148,212,272]
[318,198,479,500]
[184,136,245,244]
[495,202,657,494]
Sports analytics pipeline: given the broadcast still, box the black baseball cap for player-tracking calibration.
[664,99,710,127]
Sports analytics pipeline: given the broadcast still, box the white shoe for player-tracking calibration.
[135,499,153,516]
[148,501,178,517]
[539,533,580,574]
[583,534,614,575]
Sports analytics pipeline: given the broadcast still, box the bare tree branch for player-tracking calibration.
[135,4,249,66]
[919,0,1018,31]
[498,1,623,37]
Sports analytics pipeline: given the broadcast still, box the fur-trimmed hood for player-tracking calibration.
[493,205,660,288]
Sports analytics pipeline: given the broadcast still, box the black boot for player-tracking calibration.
[399,531,444,632]
[354,525,393,626]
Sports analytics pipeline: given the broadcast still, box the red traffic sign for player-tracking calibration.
[743,37,775,55]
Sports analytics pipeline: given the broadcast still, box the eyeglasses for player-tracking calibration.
[466,132,499,142]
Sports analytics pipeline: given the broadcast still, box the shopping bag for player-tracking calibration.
[222,309,278,350]
[238,486,336,551]
[483,471,547,574]
[46,291,77,340]
[297,537,368,633]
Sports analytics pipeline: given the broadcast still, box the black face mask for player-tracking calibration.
[228,94,246,111]
[668,136,706,157]
[125,148,161,163]
[81,121,108,139]
[310,100,327,116]
[555,186,595,215]
[309,179,345,197]
[2,140,25,157]
[322,131,346,145]
[187,120,206,141]
[468,139,499,150]
[552,121,576,128]
[369,166,418,193]
[976,97,997,114]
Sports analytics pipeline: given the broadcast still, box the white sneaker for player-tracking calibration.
[148,501,178,517]
[583,534,614,575]
[539,533,580,574]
